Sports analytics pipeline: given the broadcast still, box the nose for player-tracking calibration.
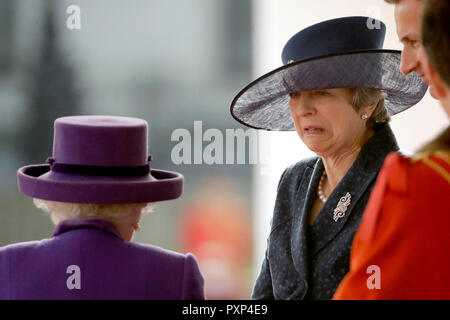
[400,47,420,75]
[289,92,315,117]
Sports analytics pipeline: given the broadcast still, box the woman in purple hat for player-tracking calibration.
[0,115,205,300]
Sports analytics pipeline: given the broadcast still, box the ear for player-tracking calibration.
[362,100,378,118]
[423,54,448,99]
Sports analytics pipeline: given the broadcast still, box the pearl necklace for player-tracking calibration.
[317,171,328,202]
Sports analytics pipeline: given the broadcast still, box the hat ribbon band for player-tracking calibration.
[46,157,151,177]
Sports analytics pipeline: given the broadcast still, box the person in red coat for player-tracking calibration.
[333,0,450,299]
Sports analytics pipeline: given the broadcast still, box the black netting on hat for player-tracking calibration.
[231,51,428,130]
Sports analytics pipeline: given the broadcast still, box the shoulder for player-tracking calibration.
[410,150,450,183]
[380,150,450,192]
[277,156,318,191]
[126,243,203,298]
[357,150,449,242]
[126,241,196,262]
[0,238,53,256]
[286,156,318,174]
[125,242,202,277]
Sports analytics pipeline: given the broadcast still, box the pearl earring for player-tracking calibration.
[361,113,368,120]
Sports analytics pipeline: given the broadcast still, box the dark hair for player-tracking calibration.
[421,0,450,87]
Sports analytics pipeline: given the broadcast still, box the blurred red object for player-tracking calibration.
[178,176,252,299]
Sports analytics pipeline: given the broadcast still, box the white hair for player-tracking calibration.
[33,198,154,225]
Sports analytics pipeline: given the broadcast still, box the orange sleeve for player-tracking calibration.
[333,152,450,300]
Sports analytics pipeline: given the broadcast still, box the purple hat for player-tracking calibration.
[17,115,183,204]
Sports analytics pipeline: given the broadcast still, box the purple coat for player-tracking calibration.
[0,218,205,300]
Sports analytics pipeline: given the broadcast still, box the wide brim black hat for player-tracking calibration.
[230,16,428,131]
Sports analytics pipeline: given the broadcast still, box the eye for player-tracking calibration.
[289,91,301,98]
[403,39,420,49]
[400,39,420,50]
[314,90,330,96]
[410,40,420,49]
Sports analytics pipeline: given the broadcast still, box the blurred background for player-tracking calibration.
[0,0,447,300]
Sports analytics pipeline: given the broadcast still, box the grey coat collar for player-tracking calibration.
[290,123,398,282]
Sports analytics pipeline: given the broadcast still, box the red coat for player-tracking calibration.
[333,150,450,299]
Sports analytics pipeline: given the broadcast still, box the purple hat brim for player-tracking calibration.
[17,164,183,204]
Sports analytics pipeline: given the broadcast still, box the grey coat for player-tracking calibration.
[252,123,398,300]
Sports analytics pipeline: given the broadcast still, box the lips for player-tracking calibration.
[303,126,325,134]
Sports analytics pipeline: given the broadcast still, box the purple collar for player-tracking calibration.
[53,217,123,240]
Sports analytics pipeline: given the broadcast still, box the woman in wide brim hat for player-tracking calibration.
[230,16,427,300]
[1,115,205,300]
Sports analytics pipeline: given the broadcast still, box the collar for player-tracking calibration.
[53,217,124,241]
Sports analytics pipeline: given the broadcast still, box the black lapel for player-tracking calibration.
[290,158,322,283]
[309,123,399,256]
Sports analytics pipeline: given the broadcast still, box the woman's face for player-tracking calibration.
[289,88,369,158]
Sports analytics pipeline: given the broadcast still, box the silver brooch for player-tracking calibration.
[333,192,351,222]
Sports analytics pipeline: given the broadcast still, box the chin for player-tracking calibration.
[300,137,325,153]
[304,143,326,155]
